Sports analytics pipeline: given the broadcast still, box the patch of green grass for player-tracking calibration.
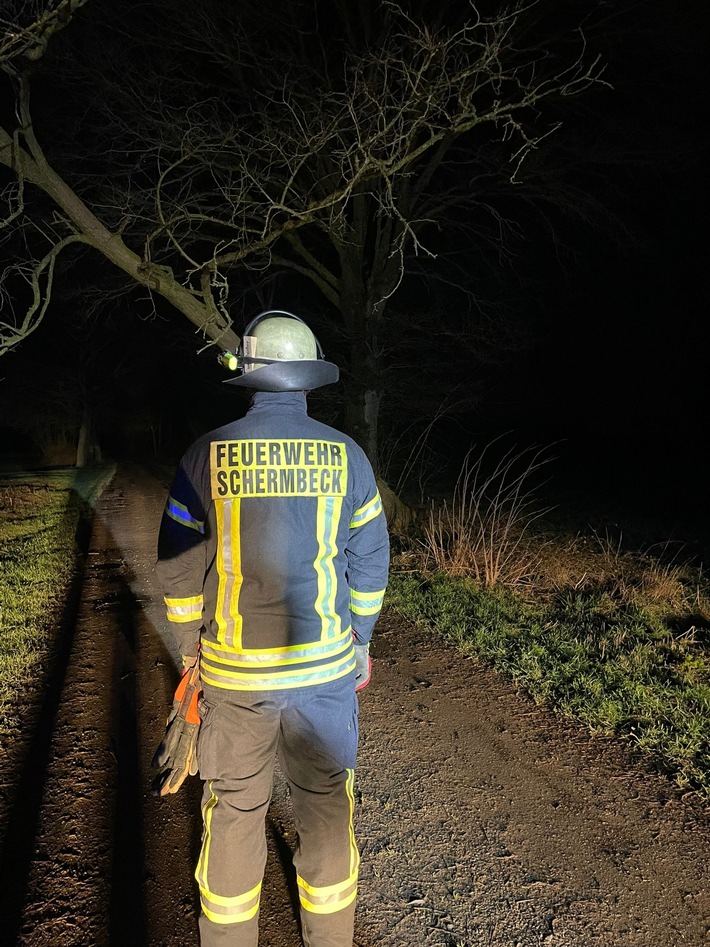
[387,569,710,799]
[0,467,115,739]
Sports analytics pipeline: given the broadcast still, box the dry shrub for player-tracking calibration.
[421,441,552,588]
[533,531,632,594]
[414,441,710,616]
[532,529,708,616]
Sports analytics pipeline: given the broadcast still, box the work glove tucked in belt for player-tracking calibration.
[151,657,201,796]
[354,643,372,691]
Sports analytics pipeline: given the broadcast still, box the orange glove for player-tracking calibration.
[151,659,201,796]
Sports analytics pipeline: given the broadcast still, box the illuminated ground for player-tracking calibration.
[0,469,708,946]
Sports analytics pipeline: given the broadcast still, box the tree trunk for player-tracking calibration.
[341,305,383,474]
[75,404,91,468]
[75,400,99,467]
[345,378,382,473]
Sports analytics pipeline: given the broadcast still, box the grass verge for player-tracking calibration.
[387,563,710,800]
[0,466,116,741]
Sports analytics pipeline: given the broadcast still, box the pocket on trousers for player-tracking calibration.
[196,699,218,779]
[198,695,214,723]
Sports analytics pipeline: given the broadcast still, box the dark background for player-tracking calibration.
[0,0,708,548]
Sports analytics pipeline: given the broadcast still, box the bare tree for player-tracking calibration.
[0,0,239,356]
[0,0,608,470]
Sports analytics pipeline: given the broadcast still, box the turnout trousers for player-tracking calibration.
[195,679,360,947]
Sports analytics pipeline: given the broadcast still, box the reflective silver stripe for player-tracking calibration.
[215,499,243,648]
[201,631,352,666]
[298,771,359,916]
[199,882,261,925]
[298,876,357,914]
[200,648,356,691]
[313,496,343,640]
[165,496,205,533]
[165,595,203,623]
[196,783,262,925]
[195,782,218,894]
[350,588,385,616]
[349,491,383,529]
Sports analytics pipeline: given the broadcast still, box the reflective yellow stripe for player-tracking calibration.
[195,782,218,892]
[201,631,352,667]
[196,784,262,924]
[350,603,381,616]
[200,649,356,691]
[298,772,359,914]
[165,594,204,623]
[299,886,357,915]
[215,499,243,648]
[201,899,260,925]
[215,501,228,643]
[229,498,243,648]
[349,491,382,529]
[350,588,385,616]
[346,768,359,878]
[200,881,261,924]
[314,496,343,641]
[165,595,203,607]
[297,872,357,898]
[201,882,262,908]
[166,610,202,623]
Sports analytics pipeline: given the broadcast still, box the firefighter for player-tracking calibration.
[154,311,390,947]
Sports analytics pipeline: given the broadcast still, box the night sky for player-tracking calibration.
[464,1,710,540]
[0,0,708,546]
[487,155,709,534]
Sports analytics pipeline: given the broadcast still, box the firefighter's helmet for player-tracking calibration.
[224,310,339,391]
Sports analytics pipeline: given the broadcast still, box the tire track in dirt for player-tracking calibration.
[1,534,137,944]
[9,467,301,947]
[0,515,89,946]
[1,473,177,946]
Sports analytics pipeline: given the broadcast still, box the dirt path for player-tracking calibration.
[1,467,708,946]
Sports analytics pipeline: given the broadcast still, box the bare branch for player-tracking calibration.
[0,0,91,69]
[0,0,609,385]
[0,232,87,354]
[0,105,239,353]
